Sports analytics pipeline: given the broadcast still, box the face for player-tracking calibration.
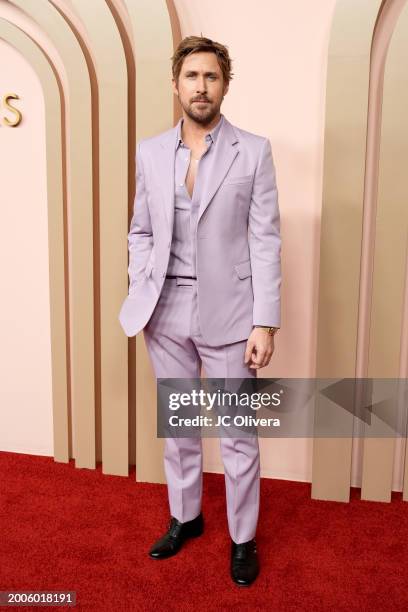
[172,51,229,126]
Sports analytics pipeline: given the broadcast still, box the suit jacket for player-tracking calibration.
[118,114,282,347]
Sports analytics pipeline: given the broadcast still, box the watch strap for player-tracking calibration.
[254,326,279,336]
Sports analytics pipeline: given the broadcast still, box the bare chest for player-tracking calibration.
[184,146,207,199]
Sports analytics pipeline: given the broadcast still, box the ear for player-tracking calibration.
[172,77,179,96]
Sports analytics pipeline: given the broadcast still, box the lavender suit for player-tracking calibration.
[118,113,282,544]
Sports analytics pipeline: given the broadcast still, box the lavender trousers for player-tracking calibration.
[143,276,260,544]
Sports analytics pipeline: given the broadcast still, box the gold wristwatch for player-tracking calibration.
[254,326,279,336]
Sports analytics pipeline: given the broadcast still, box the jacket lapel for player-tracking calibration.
[158,123,179,235]
[197,117,239,223]
[157,115,240,234]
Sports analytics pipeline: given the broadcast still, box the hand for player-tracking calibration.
[244,328,275,369]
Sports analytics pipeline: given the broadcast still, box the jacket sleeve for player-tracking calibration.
[127,141,153,293]
[248,137,282,327]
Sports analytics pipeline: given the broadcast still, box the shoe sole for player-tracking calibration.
[231,573,259,587]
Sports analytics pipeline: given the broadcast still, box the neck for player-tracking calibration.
[181,113,222,145]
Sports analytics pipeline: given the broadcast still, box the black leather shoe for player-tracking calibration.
[148,513,204,559]
[230,538,260,586]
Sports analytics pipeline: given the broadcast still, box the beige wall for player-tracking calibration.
[0,37,54,455]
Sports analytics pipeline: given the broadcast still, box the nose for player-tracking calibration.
[196,75,207,93]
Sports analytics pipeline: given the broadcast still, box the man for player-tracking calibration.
[119,36,281,587]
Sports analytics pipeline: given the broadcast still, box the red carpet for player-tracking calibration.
[0,450,407,611]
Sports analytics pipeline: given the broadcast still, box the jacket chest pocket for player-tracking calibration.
[223,174,253,186]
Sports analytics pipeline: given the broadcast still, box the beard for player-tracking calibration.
[181,99,221,126]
